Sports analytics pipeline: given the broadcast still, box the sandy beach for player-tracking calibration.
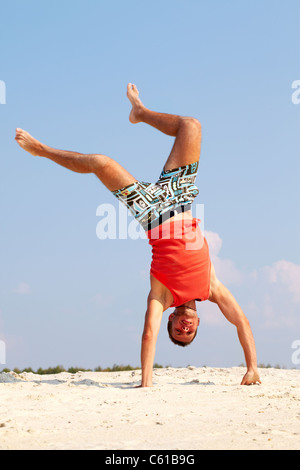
[0,367,299,450]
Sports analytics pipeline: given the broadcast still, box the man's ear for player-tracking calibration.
[168,313,175,322]
[197,317,200,326]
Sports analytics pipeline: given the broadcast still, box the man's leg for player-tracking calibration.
[15,128,137,191]
[127,83,202,170]
[15,84,201,188]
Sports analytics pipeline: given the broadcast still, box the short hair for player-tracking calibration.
[167,320,198,347]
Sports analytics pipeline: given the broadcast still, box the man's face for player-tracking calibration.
[168,308,200,344]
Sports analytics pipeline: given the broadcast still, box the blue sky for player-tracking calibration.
[0,0,299,371]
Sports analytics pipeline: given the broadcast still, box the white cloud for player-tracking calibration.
[260,260,300,303]
[247,260,300,329]
[203,230,300,330]
[13,282,31,295]
[204,231,223,256]
[205,230,245,286]
[200,301,227,326]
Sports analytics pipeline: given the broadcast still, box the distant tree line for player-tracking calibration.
[0,363,289,375]
[0,364,164,375]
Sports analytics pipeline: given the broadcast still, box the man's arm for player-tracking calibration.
[139,292,164,387]
[209,267,261,385]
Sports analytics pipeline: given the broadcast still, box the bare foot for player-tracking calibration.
[127,83,145,124]
[15,128,44,156]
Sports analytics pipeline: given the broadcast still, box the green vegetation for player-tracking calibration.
[0,365,135,375]
[0,363,290,375]
[239,363,287,369]
[0,363,164,375]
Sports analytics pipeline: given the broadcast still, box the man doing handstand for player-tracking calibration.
[15,83,261,387]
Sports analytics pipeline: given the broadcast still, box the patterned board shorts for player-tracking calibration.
[112,161,199,230]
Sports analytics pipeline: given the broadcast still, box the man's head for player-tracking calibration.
[167,304,200,347]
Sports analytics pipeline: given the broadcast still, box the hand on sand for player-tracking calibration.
[15,128,42,156]
[241,369,261,386]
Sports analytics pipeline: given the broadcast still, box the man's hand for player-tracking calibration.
[241,369,261,385]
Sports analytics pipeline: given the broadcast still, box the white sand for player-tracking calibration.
[0,367,299,450]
